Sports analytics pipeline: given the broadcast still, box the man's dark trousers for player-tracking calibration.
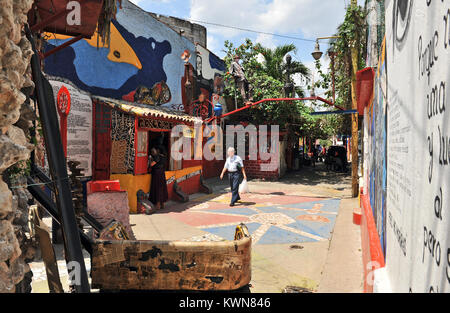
[228,171,241,205]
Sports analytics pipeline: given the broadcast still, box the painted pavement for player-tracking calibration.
[166,192,341,245]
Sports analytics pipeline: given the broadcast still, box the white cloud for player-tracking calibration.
[190,0,350,41]
[295,57,331,98]
[255,34,276,49]
[129,0,172,6]
[206,34,221,55]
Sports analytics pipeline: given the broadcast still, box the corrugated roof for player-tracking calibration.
[93,96,203,124]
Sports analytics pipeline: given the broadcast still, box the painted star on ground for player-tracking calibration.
[167,192,341,245]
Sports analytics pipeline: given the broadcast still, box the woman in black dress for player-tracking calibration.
[149,146,169,210]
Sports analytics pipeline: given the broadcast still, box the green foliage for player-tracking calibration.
[222,39,311,127]
[303,3,366,140]
[319,139,333,148]
[220,34,356,140]
[254,43,309,83]
[7,160,32,183]
[312,4,367,110]
[300,113,350,141]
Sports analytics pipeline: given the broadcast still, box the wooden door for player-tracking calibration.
[135,130,149,175]
[93,101,112,180]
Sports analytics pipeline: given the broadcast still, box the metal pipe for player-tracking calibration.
[27,177,93,255]
[32,165,54,192]
[30,9,70,33]
[316,36,341,41]
[310,110,357,116]
[81,211,104,233]
[32,165,103,232]
[43,35,83,59]
[205,96,345,124]
[25,25,90,293]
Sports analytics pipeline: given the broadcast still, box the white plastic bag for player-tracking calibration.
[239,179,249,194]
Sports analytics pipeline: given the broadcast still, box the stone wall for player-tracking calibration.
[148,12,207,47]
[0,0,35,293]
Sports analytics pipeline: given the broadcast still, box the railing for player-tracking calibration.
[204,96,346,124]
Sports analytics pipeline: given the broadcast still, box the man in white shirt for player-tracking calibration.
[220,147,247,206]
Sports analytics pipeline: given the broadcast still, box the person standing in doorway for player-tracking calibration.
[220,147,247,207]
[149,146,169,210]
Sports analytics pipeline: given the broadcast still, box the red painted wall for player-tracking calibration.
[202,159,225,179]
[93,100,112,181]
[179,174,201,195]
[244,158,279,181]
[360,191,385,293]
[183,159,202,170]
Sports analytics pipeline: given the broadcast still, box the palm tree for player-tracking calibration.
[255,43,310,97]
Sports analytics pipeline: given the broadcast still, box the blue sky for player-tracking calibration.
[130,0,365,96]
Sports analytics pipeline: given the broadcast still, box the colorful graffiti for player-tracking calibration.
[44,0,196,108]
[179,43,226,117]
[194,44,226,117]
[367,37,387,257]
[383,0,450,292]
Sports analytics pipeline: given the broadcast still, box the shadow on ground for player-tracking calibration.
[275,163,351,187]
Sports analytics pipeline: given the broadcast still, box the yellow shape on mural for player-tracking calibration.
[46,23,142,70]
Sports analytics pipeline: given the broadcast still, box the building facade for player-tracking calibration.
[361,0,450,292]
[43,0,227,211]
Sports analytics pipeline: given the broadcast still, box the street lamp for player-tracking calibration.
[311,41,323,61]
[311,37,340,103]
[311,35,359,198]
[311,36,340,61]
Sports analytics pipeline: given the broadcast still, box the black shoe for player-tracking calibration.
[230,203,235,207]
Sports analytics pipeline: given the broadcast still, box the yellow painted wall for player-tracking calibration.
[111,166,202,213]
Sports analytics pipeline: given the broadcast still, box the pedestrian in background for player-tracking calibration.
[220,147,247,206]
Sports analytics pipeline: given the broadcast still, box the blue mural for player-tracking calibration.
[368,41,387,256]
[44,0,196,108]
[209,53,226,72]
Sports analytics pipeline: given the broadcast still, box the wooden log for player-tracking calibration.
[91,237,251,291]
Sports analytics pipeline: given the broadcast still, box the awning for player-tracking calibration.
[93,96,203,124]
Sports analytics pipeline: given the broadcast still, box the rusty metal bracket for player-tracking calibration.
[31,8,70,33]
[26,25,90,293]
[43,35,84,59]
[27,176,94,255]
[200,175,213,194]
[173,181,189,203]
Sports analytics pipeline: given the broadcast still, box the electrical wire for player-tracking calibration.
[122,5,330,45]
[186,18,319,43]
[9,176,70,190]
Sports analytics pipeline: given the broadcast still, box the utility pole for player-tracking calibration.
[350,0,359,197]
[329,51,337,104]
[311,27,358,197]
